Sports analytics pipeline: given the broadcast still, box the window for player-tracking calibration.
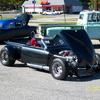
[88,13,93,22]
[97,13,100,21]
[79,14,84,20]
[88,13,100,22]
[15,22,22,28]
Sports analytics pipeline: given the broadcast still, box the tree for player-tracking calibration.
[80,0,100,10]
[80,0,90,9]
[0,0,24,10]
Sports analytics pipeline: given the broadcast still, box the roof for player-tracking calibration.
[47,0,82,6]
[22,0,82,7]
[48,0,64,5]
[64,0,82,6]
[22,0,34,7]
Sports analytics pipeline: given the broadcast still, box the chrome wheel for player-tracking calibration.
[51,58,67,80]
[52,62,63,77]
[0,46,15,66]
[1,50,8,64]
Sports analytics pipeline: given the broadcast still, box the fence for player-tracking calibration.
[0,10,21,14]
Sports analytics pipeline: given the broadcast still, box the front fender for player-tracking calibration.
[5,45,21,60]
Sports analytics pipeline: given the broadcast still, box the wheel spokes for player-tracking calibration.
[53,63,63,77]
[1,51,8,62]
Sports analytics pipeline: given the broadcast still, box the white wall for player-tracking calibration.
[22,7,42,13]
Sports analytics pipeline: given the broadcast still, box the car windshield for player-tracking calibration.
[46,27,71,39]
[48,34,70,47]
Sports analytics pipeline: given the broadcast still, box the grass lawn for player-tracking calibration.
[29,21,76,25]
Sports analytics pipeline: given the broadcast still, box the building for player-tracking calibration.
[22,0,42,13]
[41,0,64,11]
[22,0,83,13]
[64,0,83,13]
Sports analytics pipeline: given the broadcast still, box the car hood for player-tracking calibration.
[60,30,95,65]
[15,13,32,26]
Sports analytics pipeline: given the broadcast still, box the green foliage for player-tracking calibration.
[87,0,100,10]
[0,0,24,10]
[80,0,100,10]
[88,0,94,9]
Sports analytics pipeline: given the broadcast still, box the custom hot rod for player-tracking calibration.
[0,29,100,80]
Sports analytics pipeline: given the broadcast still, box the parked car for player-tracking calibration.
[42,10,60,15]
[0,13,37,42]
[39,24,82,37]
[0,29,100,80]
[77,10,100,40]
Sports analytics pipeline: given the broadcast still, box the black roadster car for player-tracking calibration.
[0,29,100,80]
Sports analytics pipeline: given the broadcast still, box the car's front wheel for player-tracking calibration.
[0,47,15,66]
[50,58,67,80]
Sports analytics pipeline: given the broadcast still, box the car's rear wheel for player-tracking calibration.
[0,47,15,66]
[50,58,67,80]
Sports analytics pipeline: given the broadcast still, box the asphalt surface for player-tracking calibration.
[0,41,100,100]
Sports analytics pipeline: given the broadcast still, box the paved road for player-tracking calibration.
[0,43,100,100]
[29,14,78,24]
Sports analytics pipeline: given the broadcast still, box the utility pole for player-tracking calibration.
[32,0,36,12]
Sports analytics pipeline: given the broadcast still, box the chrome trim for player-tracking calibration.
[27,63,49,71]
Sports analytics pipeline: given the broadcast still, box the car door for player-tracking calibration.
[21,46,49,65]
